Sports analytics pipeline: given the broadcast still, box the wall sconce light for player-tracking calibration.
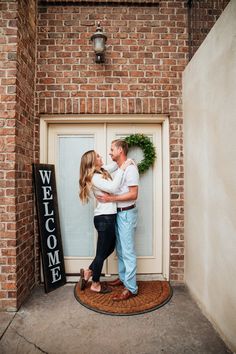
[91,22,107,64]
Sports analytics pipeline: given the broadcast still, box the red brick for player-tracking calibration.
[2,282,16,290]
[0,292,7,299]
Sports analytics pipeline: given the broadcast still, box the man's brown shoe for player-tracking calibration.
[107,278,123,287]
[112,289,137,301]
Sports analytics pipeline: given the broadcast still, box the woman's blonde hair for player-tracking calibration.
[79,150,111,203]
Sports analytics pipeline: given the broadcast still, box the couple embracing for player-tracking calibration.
[79,139,139,301]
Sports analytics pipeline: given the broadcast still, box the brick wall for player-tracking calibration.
[15,0,37,309]
[37,0,188,282]
[0,0,18,310]
[0,0,37,310]
[188,0,230,59]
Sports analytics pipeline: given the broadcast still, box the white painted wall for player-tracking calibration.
[183,1,236,351]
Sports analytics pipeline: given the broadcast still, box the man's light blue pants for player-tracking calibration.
[115,207,138,295]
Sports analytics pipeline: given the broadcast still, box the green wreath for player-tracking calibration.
[125,134,156,174]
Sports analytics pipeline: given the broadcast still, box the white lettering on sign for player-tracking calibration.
[43,202,54,217]
[45,218,55,233]
[50,266,62,283]
[39,170,52,184]
[47,234,57,249]
[47,250,60,267]
[42,186,53,201]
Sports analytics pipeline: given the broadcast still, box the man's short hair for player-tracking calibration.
[112,139,129,156]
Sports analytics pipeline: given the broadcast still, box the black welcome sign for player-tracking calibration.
[33,164,66,293]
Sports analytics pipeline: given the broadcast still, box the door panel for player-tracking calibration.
[58,136,94,257]
[48,123,162,275]
[107,124,162,274]
[48,125,105,273]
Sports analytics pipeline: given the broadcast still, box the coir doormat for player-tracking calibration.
[74,280,172,316]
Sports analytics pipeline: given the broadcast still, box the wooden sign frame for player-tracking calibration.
[33,164,66,293]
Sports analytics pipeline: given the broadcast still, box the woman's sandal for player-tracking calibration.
[79,268,87,291]
[91,282,112,294]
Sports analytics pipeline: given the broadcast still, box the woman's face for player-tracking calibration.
[95,152,103,169]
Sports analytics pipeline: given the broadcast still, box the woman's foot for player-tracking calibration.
[90,282,112,294]
[79,268,92,290]
[90,281,101,292]
[84,269,92,281]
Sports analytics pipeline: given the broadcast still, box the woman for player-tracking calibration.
[79,150,131,293]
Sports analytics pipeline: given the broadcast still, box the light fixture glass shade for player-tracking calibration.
[91,23,107,63]
[94,37,105,54]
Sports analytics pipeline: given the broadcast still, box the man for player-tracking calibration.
[97,139,139,301]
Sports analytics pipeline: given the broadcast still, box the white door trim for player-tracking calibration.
[39,114,170,280]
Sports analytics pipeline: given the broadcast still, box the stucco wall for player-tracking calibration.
[183,0,236,351]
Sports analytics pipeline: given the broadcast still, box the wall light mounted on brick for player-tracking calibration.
[90,22,107,64]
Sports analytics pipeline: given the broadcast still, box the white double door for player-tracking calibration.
[48,123,163,275]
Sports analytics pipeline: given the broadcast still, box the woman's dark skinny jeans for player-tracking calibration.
[89,214,116,282]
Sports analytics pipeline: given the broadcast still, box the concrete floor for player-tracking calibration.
[0,284,233,354]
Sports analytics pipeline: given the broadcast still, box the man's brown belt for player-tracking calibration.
[117,204,136,212]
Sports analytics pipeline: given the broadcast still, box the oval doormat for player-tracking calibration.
[74,280,172,316]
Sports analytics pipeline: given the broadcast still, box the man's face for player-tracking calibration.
[109,143,121,162]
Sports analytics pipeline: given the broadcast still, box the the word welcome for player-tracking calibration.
[34,164,66,293]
